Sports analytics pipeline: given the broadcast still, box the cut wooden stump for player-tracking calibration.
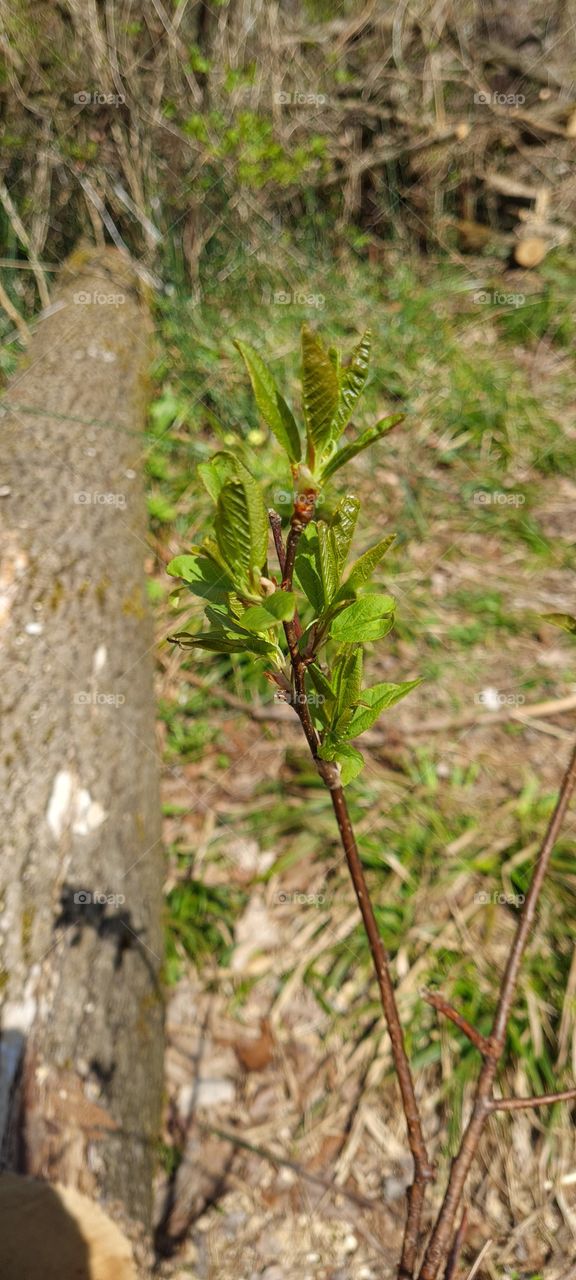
[0,246,163,1234]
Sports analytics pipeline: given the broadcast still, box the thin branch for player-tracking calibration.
[282,521,303,588]
[268,507,286,573]
[199,1123,378,1209]
[418,737,576,1279]
[422,990,493,1057]
[443,1209,468,1280]
[489,1087,576,1112]
[330,784,435,1280]
[273,505,434,1280]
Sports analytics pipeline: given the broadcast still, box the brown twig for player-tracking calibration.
[443,1209,468,1280]
[418,737,576,1279]
[268,507,286,574]
[488,1087,576,1112]
[282,520,304,589]
[199,1123,378,1209]
[271,506,434,1280]
[421,990,492,1057]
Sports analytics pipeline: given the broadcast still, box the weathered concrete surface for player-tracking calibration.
[0,246,163,1228]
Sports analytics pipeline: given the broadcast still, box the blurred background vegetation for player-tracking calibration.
[1,2,576,1272]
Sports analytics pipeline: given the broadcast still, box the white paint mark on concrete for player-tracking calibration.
[47,771,107,839]
[93,644,107,673]
[47,770,75,839]
[72,790,107,836]
[87,341,116,363]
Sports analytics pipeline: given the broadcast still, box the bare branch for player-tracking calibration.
[489,1087,576,1112]
[418,738,576,1279]
[443,1209,468,1280]
[422,990,493,1057]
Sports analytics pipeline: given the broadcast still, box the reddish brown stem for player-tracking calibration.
[489,1087,576,1111]
[282,523,302,588]
[418,738,576,1279]
[268,507,286,574]
[330,785,435,1278]
[268,507,303,640]
[422,990,492,1057]
[274,509,433,1280]
[443,1209,468,1280]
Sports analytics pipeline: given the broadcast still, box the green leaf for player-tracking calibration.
[214,481,251,579]
[239,591,296,631]
[197,453,237,503]
[317,521,340,606]
[319,415,404,483]
[330,594,395,643]
[169,628,276,655]
[329,494,360,574]
[318,735,365,785]
[332,647,363,717]
[214,467,269,582]
[294,529,324,614]
[339,679,422,739]
[307,663,336,705]
[301,325,340,456]
[197,536,239,578]
[234,340,301,462]
[331,330,371,438]
[542,613,576,634]
[166,554,235,603]
[167,554,198,581]
[328,346,340,377]
[342,534,396,596]
[203,608,282,654]
[260,590,297,621]
[335,742,365,785]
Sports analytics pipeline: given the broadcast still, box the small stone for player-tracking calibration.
[342,1234,358,1254]
[25,622,43,636]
